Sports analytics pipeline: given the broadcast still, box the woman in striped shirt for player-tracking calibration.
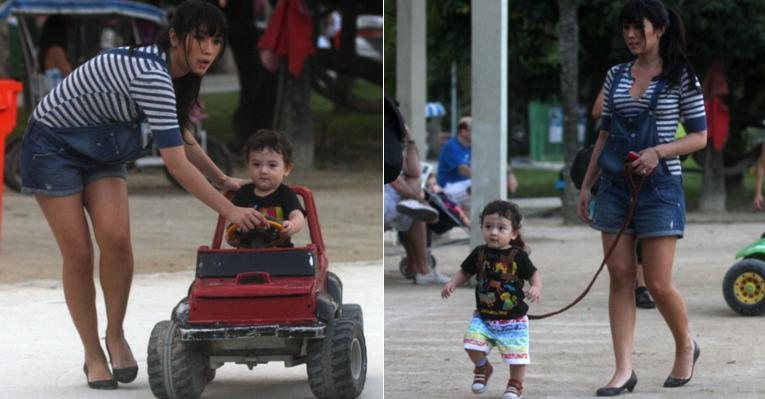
[576,0,706,396]
[19,0,267,389]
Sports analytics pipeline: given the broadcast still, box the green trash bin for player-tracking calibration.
[528,102,586,162]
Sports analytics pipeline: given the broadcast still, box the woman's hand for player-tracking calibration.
[576,190,592,224]
[755,192,764,210]
[224,206,268,231]
[632,147,663,176]
[219,176,249,193]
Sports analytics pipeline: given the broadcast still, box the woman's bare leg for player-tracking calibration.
[641,237,694,379]
[601,233,638,387]
[36,194,111,382]
[83,178,137,369]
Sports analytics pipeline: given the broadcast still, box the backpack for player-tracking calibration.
[570,144,598,195]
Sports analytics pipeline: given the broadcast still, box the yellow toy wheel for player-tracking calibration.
[733,272,765,304]
[723,259,765,316]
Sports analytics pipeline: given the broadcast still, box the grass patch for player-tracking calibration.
[512,168,561,198]
[511,156,759,212]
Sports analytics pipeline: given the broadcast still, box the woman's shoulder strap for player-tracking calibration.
[99,47,167,68]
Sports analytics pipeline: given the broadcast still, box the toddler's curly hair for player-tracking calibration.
[243,129,294,166]
[479,200,526,249]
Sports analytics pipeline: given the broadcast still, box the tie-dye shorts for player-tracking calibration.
[463,312,530,365]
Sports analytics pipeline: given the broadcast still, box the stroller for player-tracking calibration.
[397,163,470,279]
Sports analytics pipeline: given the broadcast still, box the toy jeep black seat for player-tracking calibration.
[147,186,366,399]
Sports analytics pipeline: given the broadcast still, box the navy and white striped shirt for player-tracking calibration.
[600,62,707,176]
[32,45,183,149]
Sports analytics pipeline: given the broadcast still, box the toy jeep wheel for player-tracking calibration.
[342,304,363,328]
[723,258,765,316]
[307,318,367,399]
[147,320,208,399]
[3,137,22,192]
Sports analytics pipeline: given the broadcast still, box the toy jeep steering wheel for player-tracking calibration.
[226,216,288,248]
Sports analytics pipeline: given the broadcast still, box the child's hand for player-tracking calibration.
[279,221,295,237]
[441,281,456,299]
[524,285,542,303]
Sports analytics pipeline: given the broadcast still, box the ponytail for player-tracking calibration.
[658,8,698,92]
[510,235,527,252]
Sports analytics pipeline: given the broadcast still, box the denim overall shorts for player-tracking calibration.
[592,63,686,239]
[20,48,163,196]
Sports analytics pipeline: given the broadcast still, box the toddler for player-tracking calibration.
[442,200,542,399]
[227,130,305,247]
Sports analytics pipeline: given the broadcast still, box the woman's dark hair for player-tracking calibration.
[38,15,68,72]
[243,129,294,166]
[620,0,698,92]
[155,0,227,130]
[479,200,525,249]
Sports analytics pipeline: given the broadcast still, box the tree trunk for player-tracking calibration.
[559,0,580,224]
[274,64,315,168]
[699,143,726,212]
[0,21,8,78]
[224,2,279,151]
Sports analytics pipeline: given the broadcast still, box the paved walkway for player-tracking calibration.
[385,218,765,398]
[0,261,382,399]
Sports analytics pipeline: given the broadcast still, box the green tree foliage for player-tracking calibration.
[425,0,471,116]
[385,0,765,146]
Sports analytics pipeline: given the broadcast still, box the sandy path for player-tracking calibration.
[384,215,765,398]
[0,166,382,283]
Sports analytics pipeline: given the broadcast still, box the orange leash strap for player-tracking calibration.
[528,170,645,320]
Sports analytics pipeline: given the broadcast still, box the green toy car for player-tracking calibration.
[723,237,765,316]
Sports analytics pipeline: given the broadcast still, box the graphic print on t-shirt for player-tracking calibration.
[254,205,286,221]
[477,257,522,317]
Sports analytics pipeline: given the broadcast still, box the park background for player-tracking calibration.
[385,1,765,398]
[0,1,384,398]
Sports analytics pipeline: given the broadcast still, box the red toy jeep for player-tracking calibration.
[147,186,367,399]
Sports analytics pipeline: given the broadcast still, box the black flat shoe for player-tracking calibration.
[635,286,655,309]
[663,339,700,388]
[83,364,118,390]
[106,337,139,383]
[596,370,637,396]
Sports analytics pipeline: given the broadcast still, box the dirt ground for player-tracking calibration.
[385,213,765,398]
[0,165,382,283]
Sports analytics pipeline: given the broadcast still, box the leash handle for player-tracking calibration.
[528,170,644,320]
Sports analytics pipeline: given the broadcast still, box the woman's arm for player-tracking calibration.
[591,87,605,120]
[160,145,267,229]
[576,130,607,223]
[632,130,708,174]
[755,143,765,210]
[178,129,248,191]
